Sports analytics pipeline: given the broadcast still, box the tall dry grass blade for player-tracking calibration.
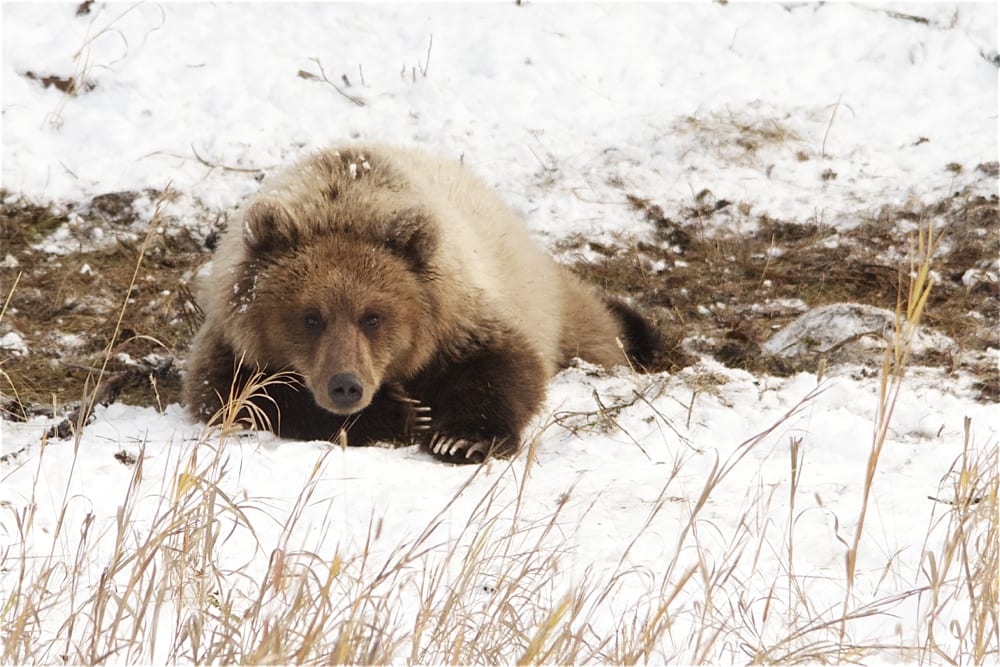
[840,217,941,646]
[919,417,998,663]
[0,272,27,421]
[788,435,803,631]
[73,186,174,439]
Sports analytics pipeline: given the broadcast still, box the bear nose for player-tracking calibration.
[328,373,363,408]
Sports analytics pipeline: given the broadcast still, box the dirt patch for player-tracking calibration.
[1,179,996,425]
[21,70,96,96]
[566,185,998,397]
[673,105,806,164]
[0,190,211,419]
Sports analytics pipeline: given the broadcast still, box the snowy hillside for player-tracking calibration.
[2,2,998,663]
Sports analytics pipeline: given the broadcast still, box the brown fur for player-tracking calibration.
[184,144,661,462]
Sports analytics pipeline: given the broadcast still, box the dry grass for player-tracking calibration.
[840,219,940,639]
[674,106,803,165]
[4,375,995,663]
[921,418,999,664]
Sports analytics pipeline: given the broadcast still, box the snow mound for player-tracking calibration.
[0,331,29,356]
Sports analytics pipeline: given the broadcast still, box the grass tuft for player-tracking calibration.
[842,218,942,636]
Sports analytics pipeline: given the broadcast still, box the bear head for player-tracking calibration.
[226,184,442,417]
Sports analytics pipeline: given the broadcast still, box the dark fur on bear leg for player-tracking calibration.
[183,326,264,427]
[185,328,419,444]
[184,327,345,439]
[337,383,430,445]
[604,298,664,370]
[409,329,548,464]
[225,376,422,444]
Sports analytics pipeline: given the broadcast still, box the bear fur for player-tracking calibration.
[184,145,661,462]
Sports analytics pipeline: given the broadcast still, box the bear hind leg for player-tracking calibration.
[557,274,664,372]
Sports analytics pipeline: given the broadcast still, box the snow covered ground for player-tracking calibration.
[2,2,998,663]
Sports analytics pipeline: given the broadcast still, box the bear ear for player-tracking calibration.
[242,199,299,255]
[385,209,437,273]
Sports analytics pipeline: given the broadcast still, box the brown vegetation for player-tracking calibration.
[566,183,998,392]
[0,190,206,420]
[1,177,996,427]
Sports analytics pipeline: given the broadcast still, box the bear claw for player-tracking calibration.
[427,434,490,463]
[429,434,459,454]
[464,441,489,459]
[412,405,432,432]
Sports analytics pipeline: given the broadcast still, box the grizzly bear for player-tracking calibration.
[184,145,661,463]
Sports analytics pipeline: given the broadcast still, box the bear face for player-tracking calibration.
[231,198,442,417]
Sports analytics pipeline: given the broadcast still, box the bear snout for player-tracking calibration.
[328,372,364,411]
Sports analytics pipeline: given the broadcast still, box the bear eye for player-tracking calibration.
[360,312,381,331]
[303,311,324,331]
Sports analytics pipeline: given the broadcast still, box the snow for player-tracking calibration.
[56,331,87,349]
[963,264,999,288]
[3,3,996,244]
[1,1,998,662]
[0,330,28,355]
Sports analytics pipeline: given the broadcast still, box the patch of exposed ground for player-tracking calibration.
[672,104,808,165]
[1,175,996,431]
[0,189,214,424]
[20,70,96,96]
[563,179,998,400]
